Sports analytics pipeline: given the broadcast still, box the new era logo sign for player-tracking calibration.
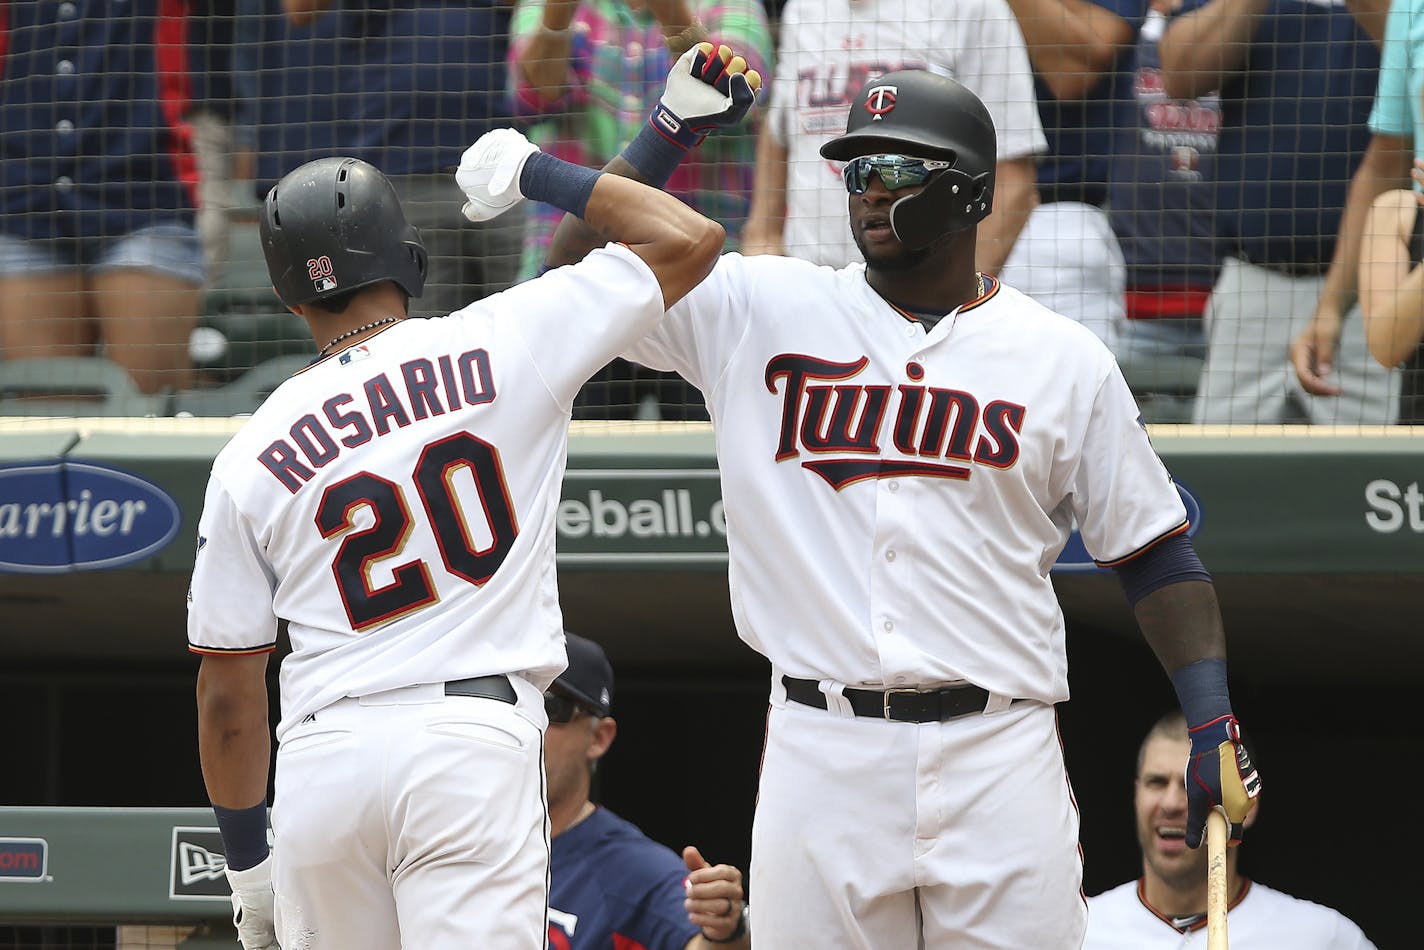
[0,838,47,882]
[169,827,230,901]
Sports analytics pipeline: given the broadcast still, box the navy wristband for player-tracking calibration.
[518,151,602,219]
[1171,658,1232,728]
[213,802,270,872]
[623,120,689,187]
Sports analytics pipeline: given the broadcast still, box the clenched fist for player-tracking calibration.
[455,128,542,222]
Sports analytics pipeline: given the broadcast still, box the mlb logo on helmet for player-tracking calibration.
[864,85,897,119]
[307,255,337,293]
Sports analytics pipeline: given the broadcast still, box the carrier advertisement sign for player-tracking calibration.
[0,461,181,573]
[0,837,48,882]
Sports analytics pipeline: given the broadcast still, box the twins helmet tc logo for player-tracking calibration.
[864,85,898,119]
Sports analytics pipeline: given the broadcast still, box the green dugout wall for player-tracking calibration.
[1,420,1419,947]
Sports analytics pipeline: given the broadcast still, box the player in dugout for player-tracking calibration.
[523,46,1263,948]
[1084,709,1376,949]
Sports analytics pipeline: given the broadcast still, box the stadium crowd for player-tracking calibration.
[0,0,1419,423]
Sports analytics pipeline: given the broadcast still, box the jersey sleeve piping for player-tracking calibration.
[188,643,278,656]
[1095,519,1191,568]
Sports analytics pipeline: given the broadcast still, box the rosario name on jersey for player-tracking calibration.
[623,255,1188,704]
[186,246,663,739]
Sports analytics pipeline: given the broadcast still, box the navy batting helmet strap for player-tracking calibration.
[260,157,427,308]
[822,70,997,240]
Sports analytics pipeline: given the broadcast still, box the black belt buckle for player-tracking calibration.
[882,687,937,723]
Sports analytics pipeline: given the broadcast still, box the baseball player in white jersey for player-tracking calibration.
[741,0,1046,273]
[1085,710,1376,949]
[544,63,1261,948]
[187,64,758,948]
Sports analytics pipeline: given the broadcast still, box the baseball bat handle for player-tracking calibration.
[1206,808,1230,950]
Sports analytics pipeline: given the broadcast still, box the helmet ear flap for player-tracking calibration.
[887,166,994,250]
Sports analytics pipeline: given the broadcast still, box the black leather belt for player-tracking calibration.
[782,675,1004,723]
[444,674,517,704]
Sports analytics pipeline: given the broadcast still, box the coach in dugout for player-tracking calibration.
[544,633,750,950]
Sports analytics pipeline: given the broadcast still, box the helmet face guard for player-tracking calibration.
[821,70,998,246]
[261,157,428,308]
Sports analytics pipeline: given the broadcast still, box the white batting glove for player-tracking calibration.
[456,128,541,222]
[651,42,762,149]
[226,853,280,950]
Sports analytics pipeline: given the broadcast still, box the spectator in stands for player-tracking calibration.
[1160,0,1396,425]
[1291,0,1420,423]
[739,0,1045,276]
[546,632,750,950]
[241,0,520,321]
[187,1,257,286]
[1355,169,1424,424]
[1000,0,1147,350]
[1108,0,1218,405]
[1084,709,1378,949]
[0,0,207,395]
[508,0,772,421]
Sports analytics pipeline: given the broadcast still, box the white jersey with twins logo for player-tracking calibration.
[766,0,1047,266]
[1086,880,1379,949]
[186,243,664,738]
[621,253,1187,948]
[625,253,1185,703]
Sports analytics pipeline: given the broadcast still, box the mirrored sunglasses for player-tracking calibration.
[544,690,595,724]
[842,154,952,194]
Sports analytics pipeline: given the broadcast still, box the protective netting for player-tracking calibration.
[0,3,1416,427]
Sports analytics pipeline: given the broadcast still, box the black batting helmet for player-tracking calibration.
[821,70,997,249]
[260,157,427,308]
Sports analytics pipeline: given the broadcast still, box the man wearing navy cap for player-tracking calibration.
[544,632,750,950]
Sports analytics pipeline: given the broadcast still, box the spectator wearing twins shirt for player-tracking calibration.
[1107,0,1220,384]
[739,0,1046,276]
[1160,0,1396,425]
[0,0,207,394]
[508,0,772,421]
[1000,0,1149,352]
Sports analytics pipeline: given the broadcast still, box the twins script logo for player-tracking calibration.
[864,84,897,118]
[766,354,1023,490]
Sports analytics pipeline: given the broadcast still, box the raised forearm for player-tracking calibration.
[1158,0,1271,100]
[516,2,581,103]
[581,173,726,308]
[1007,0,1134,100]
[546,155,655,270]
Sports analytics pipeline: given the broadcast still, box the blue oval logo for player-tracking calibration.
[1052,481,1204,574]
[0,461,181,573]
